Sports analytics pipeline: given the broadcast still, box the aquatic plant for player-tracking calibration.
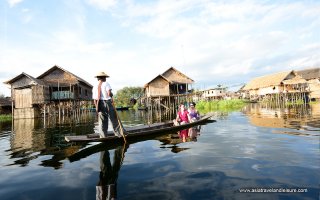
[0,114,12,122]
[196,99,246,113]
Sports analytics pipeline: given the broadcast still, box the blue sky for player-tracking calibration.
[1,0,319,96]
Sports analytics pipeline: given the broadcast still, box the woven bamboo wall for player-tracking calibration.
[147,77,170,97]
[32,85,50,103]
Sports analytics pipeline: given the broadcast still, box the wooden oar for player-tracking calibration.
[112,100,127,143]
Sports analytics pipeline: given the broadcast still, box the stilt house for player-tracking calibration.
[3,65,93,119]
[297,68,320,100]
[143,67,194,112]
[242,70,311,101]
[144,67,194,97]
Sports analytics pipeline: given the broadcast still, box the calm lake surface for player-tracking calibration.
[0,104,319,200]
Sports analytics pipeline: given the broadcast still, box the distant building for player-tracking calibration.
[3,65,93,119]
[200,86,227,100]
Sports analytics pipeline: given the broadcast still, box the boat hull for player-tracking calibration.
[65,114,214,142]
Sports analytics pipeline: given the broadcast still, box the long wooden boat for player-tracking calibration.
[116,106,130,111]
[65,114,215,142]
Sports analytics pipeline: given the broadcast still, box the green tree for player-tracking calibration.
[114,86,144,107]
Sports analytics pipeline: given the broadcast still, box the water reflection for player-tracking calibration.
[242,103,320,136]
[156,126,202,153]
[96,144,128,200]
[4,113,97,168]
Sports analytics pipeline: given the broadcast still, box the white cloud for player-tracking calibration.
[1,0,319,96]
[86,0,117,10]
[7,0,23,8]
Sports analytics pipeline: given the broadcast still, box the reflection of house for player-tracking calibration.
[4,65,93,119]
[144,67,194,97]
[244,104,320,131]
[297,68,320,100]
[12,118,46,151]
[200,86,227,100]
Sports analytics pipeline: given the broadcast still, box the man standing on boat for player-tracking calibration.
[93,72,123,138]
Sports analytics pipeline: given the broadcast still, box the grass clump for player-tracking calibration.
[196,99,246,113]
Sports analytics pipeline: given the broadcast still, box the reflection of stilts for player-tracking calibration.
[96,144,128,200]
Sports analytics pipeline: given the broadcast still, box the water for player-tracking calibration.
[0,104,319,200]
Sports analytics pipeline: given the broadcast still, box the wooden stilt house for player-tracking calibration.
[4,72,49,118]
[4,65,93,119]
[297,68,320,100]
[143,67,194,111]
[144,67,194,97]
[242,69,312,103]
[37,65,92,101]
[242,71,296,100]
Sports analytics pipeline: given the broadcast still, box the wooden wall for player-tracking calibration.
[10,76,34,101]
[15,88,33,108]
[146,77,169,97]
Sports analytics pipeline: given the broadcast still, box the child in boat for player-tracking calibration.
[174,103,189,126]
[188,102,200,122]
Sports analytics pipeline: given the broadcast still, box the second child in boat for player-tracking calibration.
[174,103,189,126]
[188,102,200,122]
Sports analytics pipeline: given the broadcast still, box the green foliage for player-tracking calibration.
[196,99,246,113]
[114,86,144,107]
[0,114,12,122]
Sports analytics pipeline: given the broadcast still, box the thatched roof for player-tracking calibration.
[296,68,320,80]
[282,74,307,85]
[161,67,194,84]
[243,71,293,90]
[145,67,194,87]
[144,74,171,87]
[37,65,93,87]
[3,72,46,86]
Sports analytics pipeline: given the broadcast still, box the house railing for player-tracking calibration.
[51,91,74,100]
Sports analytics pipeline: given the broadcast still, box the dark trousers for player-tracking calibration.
[98,100,124,138]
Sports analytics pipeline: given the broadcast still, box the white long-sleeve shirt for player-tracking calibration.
[92,81,112,100]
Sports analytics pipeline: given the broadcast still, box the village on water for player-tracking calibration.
[0,65,319,120]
